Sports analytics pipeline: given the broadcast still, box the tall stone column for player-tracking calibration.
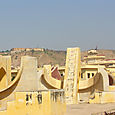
[64,47,81,104]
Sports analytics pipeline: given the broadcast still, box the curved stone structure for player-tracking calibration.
[42,65,61,89]
[98,67,109,91]
[79,67,110,103]
[79,67,109,91]
[0,56,66,115]
[79,73,99,90]
[0,68,22,95]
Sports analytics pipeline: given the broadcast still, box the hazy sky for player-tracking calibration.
[0,0,115,51]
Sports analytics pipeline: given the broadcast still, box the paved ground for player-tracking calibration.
[64,103,115,115]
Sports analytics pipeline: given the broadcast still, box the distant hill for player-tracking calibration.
[6,49,115,68]
[11,49,66,67]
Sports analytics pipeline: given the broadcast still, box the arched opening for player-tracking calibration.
[108,75,113,85]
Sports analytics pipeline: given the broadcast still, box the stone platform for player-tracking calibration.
[65,103,115,115]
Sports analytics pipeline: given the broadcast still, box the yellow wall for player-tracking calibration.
[81,68,97,80]
[0,56,66,114]
[0,90,66,115]
[89,92,115,104]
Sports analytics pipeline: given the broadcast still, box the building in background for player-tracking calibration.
[10,48,44,53]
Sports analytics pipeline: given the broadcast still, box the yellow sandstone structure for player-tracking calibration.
[59,48,115,104]
[0,56,11,89]
[64,48,81,104]
[1,47,115,114]
[0,56,66,115]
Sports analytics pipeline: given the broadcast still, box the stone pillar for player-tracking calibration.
[64,47,81,104]
[0,56,11,90]
[16,56,39,91]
